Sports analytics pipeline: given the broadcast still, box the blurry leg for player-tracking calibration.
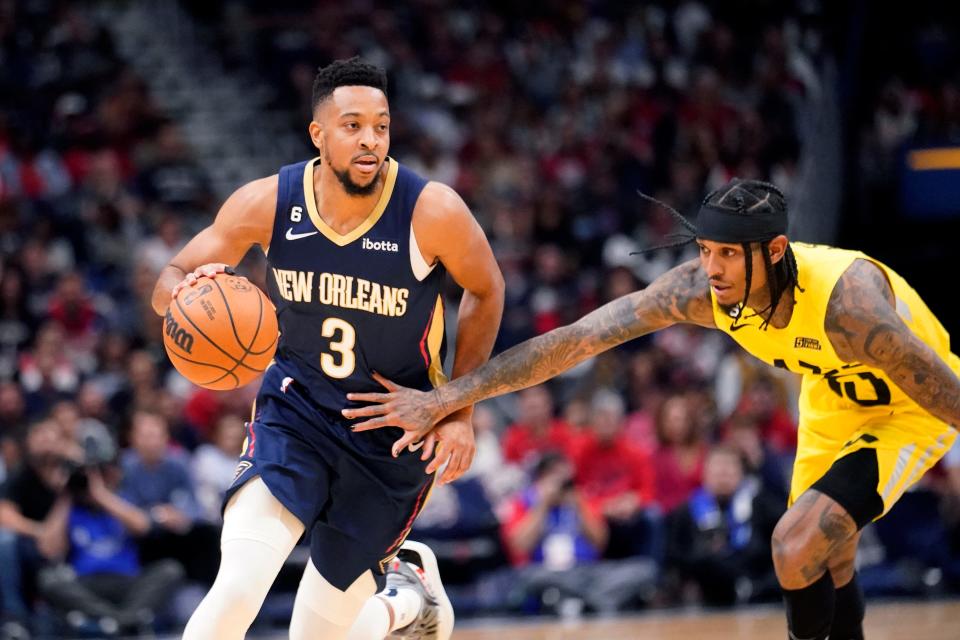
[182,477,304,640]
[288,562,376,640]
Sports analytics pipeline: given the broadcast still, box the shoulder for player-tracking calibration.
[412,181,470,224]
[224,175,278,212]
[824,258,896,361]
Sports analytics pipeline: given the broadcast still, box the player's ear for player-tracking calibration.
[308,120,323,152]
[768,235,788,263]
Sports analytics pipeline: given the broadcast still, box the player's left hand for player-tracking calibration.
[420,410,476,485]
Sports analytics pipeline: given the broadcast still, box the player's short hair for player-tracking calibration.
[701,179,800,329]
[311,57,388,111]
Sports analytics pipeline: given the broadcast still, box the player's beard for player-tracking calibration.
[324,146,380,197]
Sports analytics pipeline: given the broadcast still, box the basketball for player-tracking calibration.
[163,275,278,390]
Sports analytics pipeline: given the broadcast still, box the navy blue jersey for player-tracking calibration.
[266,157,447,412]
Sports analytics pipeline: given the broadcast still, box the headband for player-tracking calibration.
[694,203,787,243]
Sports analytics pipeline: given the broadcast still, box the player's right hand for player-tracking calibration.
[171,263,236,299]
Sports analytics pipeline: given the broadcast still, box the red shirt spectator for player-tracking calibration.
[573,389,655,517]
[501,385,580,465]
[654,394,707,513]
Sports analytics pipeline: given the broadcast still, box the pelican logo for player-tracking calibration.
[225,277,252,292]
[164,310,195,353]
[794,337,822,351]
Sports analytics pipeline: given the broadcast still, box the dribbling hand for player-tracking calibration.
[171,263,236,299]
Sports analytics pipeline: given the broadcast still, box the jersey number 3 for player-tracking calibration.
[321,317,356,379]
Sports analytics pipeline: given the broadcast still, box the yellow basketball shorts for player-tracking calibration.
[789,409,956,526]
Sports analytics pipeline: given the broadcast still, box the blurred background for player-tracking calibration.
[1,0,959,638]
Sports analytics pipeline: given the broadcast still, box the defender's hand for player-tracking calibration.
[171,263,235,299]
[422,411,476,485]
[343,373,446,454]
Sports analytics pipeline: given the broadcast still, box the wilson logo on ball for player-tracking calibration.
[164,309,195,353]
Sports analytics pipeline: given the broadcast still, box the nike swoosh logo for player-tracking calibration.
[286,228,319,241]
[408,440,425,452]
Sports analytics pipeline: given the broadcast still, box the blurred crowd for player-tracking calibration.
[1,1,959,638]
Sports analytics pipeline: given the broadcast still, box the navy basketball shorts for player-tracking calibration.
[223,365,435,591]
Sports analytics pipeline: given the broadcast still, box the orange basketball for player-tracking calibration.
[163,275,278,390]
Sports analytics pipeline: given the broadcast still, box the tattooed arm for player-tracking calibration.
[345,259,715,452]
[825,258,960,426]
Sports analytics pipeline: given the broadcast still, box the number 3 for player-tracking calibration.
[320,317,356,379]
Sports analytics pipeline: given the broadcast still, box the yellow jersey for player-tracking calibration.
[710,242,957,428]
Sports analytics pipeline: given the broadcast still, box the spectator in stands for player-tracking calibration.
[0,420,73,627]
[728,375,797,454]
[17,323,81,415]
[501,452,607,568]
[119,410,213,580]
[665,445,782,606]
[37,462,184,636]
[653,393,707,513]
[191,414,245,524]
[501,385,578,465]
[573,389,658,560]
[723,414,791,502]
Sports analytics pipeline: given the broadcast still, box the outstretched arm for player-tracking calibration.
[825,258,960,426]
[345,259,714,451]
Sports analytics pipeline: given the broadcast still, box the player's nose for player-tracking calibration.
[359,125,378,149]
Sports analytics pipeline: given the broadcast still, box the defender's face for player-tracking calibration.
[312,86,391,189]
[697,239,770,307]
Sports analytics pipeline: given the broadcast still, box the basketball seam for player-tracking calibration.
[211,278,250,355]
[167,350,240,388]
[174,295,244,367]
[167,341,272,375]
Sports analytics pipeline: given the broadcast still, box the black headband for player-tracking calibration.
[694,203,787,243]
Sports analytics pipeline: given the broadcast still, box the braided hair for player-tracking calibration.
[700,179,801,329]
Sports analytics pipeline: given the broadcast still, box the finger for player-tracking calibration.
[371,371,400,392]
[341,404,391,419]
[351,416,395,432]
[392,432,420,458]
[440,451,463,484]
[426,447,452,475]
[421,432,437,461]
[345,392,393,403]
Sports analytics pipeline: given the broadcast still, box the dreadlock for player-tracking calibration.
[700,179,802,329]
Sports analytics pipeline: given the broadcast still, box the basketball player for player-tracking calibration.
[150,58,504,639]
[345,179,960,640]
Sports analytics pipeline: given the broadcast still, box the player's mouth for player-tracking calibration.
[710,282,733,296]
[353,155,379,174]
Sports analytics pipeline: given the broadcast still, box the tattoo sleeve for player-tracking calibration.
[434,260,714,415]
[825,259,960,426]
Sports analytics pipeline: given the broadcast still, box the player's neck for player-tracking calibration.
[745,285,795,329]
[313,161,387,232]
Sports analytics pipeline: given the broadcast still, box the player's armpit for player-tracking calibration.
[825,259,960,426]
